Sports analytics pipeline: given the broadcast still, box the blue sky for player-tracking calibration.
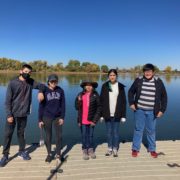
[0,0,180,70]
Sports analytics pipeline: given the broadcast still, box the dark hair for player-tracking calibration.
[108,69,118,76]
[22,64,33,71]
[143,63,155,72]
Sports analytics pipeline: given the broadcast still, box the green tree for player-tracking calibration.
[53,62,64,71]
[66,60,81,72]
[154,65,160,73]
[134,65,142,73]
[101,65,109,73]
[86,63,100,72]
[81,62,91,72]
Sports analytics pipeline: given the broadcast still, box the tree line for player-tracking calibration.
[0,58,109,73]
[0,57,179,74]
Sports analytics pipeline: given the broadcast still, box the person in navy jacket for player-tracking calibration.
[38,74,65,163]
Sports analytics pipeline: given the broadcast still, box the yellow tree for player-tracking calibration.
[164,66,172,73]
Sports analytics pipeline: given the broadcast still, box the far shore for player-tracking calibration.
[0,70,180,76]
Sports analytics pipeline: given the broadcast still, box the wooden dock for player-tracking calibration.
[0,141,180,180]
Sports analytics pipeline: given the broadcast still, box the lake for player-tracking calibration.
[0,73,179,147]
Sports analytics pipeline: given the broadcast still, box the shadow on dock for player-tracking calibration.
[8,143,39,163]
[47,155,68,180]
[167,163,180,168]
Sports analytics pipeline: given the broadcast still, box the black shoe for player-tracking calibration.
[0,155,8,167]
[45,154,53,163]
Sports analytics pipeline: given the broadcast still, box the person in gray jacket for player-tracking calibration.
[0,64,45,167]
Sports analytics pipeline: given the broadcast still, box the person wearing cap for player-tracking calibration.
[100,69,127,157]
[0,64,45,167]
[38,74,65,163]
[128,63,167,158]
[75,80,101,160]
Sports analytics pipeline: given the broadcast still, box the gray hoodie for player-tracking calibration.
[5,77,45,118]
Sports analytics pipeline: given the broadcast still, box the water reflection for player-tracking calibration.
[165,74,171,84]
[0,73,17,86]
[64,74,100,85]
[0,72,178,86]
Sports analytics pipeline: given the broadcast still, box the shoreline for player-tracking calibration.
[0,70,180,76]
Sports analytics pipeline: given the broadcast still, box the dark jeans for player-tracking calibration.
[43,117,62,156]
[3,117,27,155]
[80,125,94,150]
[105,117,120,150]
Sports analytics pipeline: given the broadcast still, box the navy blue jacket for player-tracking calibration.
[38,86,65,121]
[128,76,167,116]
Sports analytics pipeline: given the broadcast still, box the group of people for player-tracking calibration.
[0,63,167,167]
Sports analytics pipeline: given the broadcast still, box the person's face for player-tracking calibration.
[108,72,117,83]
[49,80,58,89]
[144,70,154,79]
[85,85,93,92]
[20,67,32,75]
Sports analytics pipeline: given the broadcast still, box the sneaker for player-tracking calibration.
[18,151,31,160]
[45,154,53,163]
[150,151,158,158]
[0,155,8,167]
[88,148,96,159]
[132,150,139,157]
[113,150,118,157]
[82,149,89,160]
[105,150,112,156]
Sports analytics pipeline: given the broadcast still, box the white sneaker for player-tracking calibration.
[113,149,118,157]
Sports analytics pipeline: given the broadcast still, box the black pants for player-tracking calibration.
[43,117,62,156]
[3,117,27,156]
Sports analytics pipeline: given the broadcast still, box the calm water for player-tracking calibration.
[0,73,180,147]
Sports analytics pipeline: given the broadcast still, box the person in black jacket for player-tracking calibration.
[75,81,101,160]
[100,69,126,157]
[38,74,65,163]
[0,64,45,167]
[128,63,167,158]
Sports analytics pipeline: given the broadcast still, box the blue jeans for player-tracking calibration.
[80,125,94,150]
[132,109,156,152]
[105,117,120,150]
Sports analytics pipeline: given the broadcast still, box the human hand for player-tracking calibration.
[38,92,44,102]
[120,118,126,123]
[130,104,136,111]
[100,117,104,123]
[58,119,64,125]
[39,121,44,128]
[90,121,96,126]
[78,95,82,101]
[156,111,163,118]
[7,117,14,124]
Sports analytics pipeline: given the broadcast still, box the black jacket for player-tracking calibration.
[128,76,167,116]
[75,91,101,124]
[100,81,126,120]
[5,77,45,118]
